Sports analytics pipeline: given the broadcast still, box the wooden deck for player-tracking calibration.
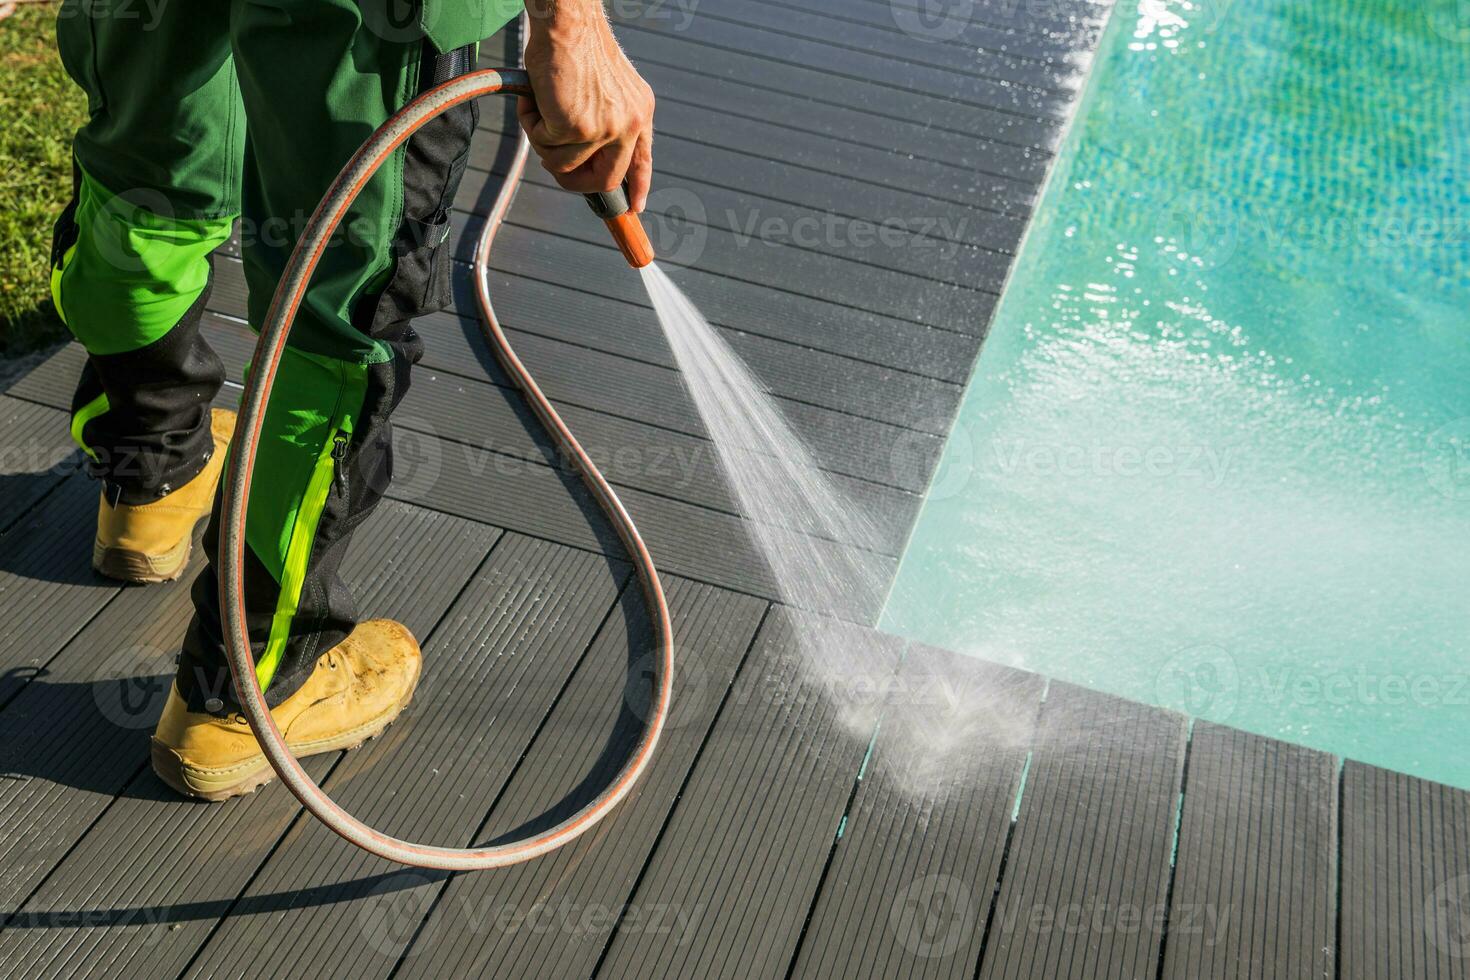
[2,3,1468,977]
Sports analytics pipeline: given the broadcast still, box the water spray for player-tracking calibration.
[219,66,671,871]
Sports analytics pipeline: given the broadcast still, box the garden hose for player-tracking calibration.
[218,66,672,870]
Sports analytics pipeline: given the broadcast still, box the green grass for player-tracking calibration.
[0,3,85,357]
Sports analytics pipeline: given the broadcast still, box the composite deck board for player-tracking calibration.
[393,364,922,550]
[366,578,768,978]
[214,226,979,405]
[820,0,1114,40]
[193,308,921,549]
[473,100,1036,247]
[449,180,1002,331]
[977,682,1188,980]
[0,345,85,416]
[0,473,119,707]
[0,395,79,531]
[638,0,1089,91]
[790,648,1043,980]
[0,752,341,980]
[591,64,1041,214]
[384,375,911,564]
[614,18,1071,124]
[443,251,985,387]
[574,58,1046,204]
[375,432,892,617]
[0,503,499,978]
[2,338,901,611]
[459,222,988,384]
[180,328,900,611]
[710,0,1108,64]
[217,195,990,385]
[1160,723,1337,980]
[460,140,1020,293]
[594,610,903,978]
[187,313,910,590]
[449,250,984,385]
[459,220,963,453]
[207,250,966,442]
[1340,762,1470,980]
[180,534,627,978]
[0,564,197,910]
[612,24,1061,151]
[192,306,924,546]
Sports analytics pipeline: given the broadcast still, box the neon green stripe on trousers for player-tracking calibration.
[69,391,110,461]
[255,421,350,689]
[246,347,369,689]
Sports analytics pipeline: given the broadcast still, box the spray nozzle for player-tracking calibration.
[584,186,655,269]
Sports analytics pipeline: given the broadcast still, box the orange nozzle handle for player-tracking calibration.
[604,212,655,269]
[584,187,655,269]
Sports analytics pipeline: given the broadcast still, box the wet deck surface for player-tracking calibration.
[3,5,1468,978]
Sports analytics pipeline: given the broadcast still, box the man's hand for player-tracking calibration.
[519,0,655,212]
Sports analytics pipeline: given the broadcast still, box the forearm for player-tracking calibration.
[518,0,655,209]
[524,0,609,40]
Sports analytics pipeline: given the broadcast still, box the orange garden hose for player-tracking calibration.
[218,66,672,870]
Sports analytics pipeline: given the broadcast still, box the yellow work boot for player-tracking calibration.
[93,407,237,583]
[150,619,422,801]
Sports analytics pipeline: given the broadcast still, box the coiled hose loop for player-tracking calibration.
[219,67,674,870]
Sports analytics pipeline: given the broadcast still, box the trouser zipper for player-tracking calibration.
[332,434,349,499]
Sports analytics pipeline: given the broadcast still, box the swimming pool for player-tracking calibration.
[881,0,1470,788]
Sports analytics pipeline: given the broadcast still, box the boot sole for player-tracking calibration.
[150,656,422,802]
[93,536,193,584]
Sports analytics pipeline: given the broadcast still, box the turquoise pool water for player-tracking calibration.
[881,0,1470,787]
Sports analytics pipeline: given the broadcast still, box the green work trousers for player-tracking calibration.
[52,0,520,710]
